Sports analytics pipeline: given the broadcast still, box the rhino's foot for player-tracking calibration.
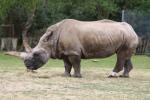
[63,72,71,77]
[108,72,118,78]
[72,74,82,78]
[119,74,129,78]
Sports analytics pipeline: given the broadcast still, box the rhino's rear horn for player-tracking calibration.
[22,36,32,53]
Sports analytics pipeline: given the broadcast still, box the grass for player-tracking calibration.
[0,53,149,70]
[0,53,150,100]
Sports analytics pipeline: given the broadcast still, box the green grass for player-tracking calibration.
[0,53,150,70]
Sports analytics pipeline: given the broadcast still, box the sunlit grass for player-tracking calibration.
[0,52,150,100]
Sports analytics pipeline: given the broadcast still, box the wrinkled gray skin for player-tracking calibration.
[24,19,139,78]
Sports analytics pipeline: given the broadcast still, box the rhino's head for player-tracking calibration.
[22,25,58,71]
[23,48,49,70]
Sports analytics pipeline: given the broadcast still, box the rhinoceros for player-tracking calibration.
[23,19,139,78]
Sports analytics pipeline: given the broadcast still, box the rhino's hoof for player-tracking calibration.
[108,75,118,78]
[119,75,129,78]
[108,72,118,78]
[62,73,71,77]
[72,74,82,78]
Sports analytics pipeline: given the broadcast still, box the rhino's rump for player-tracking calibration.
[57,19,138,58]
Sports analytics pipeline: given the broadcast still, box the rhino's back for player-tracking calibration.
[57,19,138,58]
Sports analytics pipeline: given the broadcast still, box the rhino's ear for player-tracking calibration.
[43,31,53,42]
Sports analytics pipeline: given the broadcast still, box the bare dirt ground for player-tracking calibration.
[0,68,150,100]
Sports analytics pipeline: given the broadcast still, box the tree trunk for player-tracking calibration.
[22,8,36,52]
[44,0,48,9]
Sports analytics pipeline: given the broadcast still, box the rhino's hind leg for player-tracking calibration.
[68,55,82,78]
[120,59,133,78]
[108,51,125,78]
[63,57,72,77]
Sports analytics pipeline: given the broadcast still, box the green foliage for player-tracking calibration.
[0,0,150,37]
[0,0,39,18]
[0,0,43,37]
[95,0,118,19]
[115,0,150,11]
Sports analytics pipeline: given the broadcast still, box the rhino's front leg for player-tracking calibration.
[68,55,82,78]
[63,57,72,77]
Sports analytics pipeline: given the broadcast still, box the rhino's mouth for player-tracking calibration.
[26,68,37,73]
[25,64,39,70]
[24,58,43,70]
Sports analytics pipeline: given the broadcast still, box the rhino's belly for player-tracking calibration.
[82,49,116,59]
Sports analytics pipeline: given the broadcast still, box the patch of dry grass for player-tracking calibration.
[0,53,150,100]
[0,67,150,100]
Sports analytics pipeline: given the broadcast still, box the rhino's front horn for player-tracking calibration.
[20,52,28,59]
[4,51,28,60]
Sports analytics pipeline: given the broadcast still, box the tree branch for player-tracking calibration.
[22,8,36,52]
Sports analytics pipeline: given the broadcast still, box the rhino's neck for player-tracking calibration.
[50,31,61,59]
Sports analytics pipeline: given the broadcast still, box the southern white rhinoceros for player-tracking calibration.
[23,19,139,78]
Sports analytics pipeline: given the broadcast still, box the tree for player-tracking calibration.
[0,0,43,52]
[0,0,150,53]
